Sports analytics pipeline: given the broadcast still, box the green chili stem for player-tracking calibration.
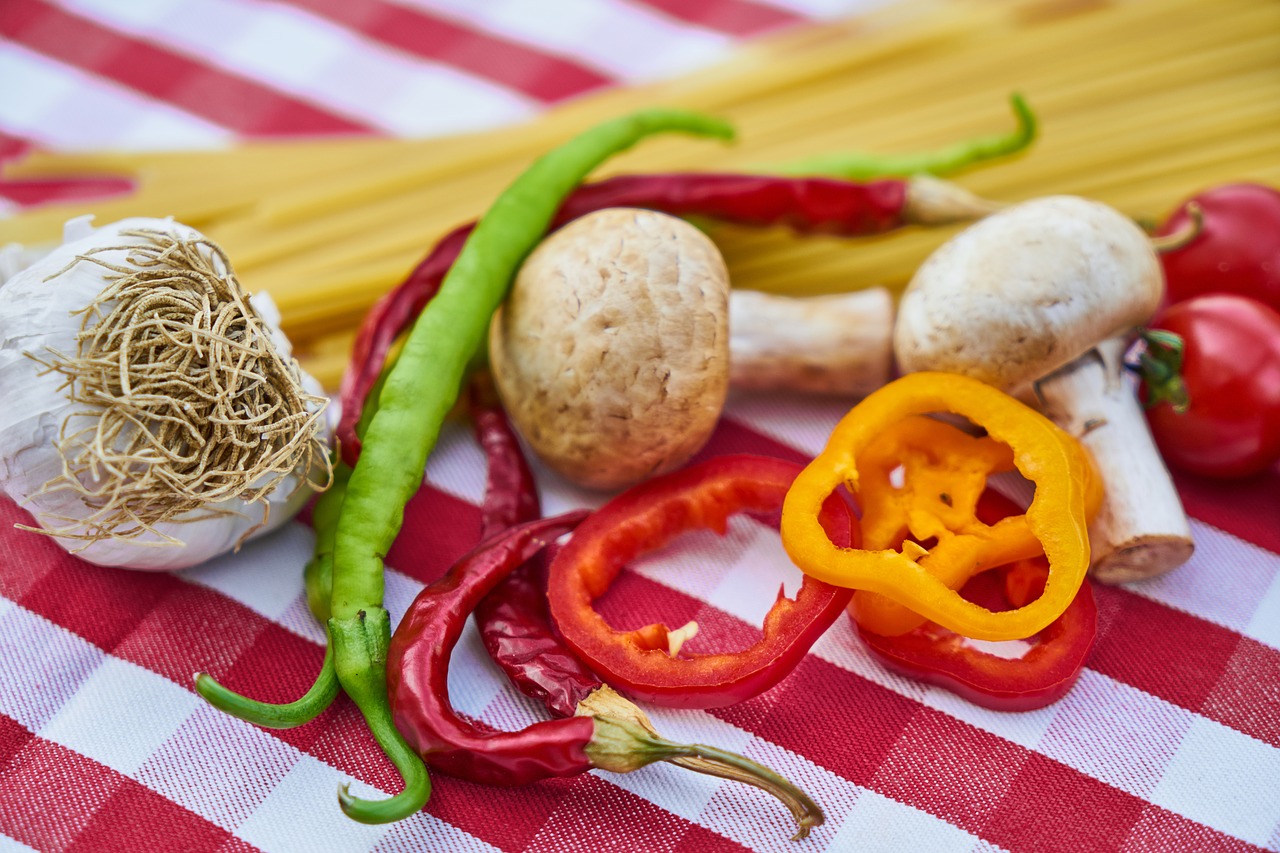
[194,644,338,729]
[765,92,1036,180]
[330,609,431,823]
[330,108,735,620]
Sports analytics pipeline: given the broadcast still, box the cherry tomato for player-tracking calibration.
[1156,183,1280,313]
[1142,295,1280,479]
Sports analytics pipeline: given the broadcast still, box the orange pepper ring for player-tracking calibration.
[780,372,1091,642]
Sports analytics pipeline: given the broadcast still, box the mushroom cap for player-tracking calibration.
[894,195,1163,389]
[489,208,730,490]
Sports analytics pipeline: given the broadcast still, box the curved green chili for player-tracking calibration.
[194,458,348,729]
[330,108,734,822]
[767,92,1036,180]
[331,108,734,619]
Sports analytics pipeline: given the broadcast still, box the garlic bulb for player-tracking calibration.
[0,216,330,571]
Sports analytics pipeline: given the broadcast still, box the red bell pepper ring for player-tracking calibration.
[546,454,856,709]
[855,491,1098,712]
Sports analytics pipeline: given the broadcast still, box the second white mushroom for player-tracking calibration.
[894,195,1194,583]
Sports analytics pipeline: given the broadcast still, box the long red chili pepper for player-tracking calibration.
[386,508,826,840]
[337,172,994,464]
[464,374,825,836]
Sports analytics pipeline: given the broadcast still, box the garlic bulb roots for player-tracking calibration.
[0,217,330,570]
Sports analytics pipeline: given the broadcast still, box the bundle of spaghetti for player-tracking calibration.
[1,0,1276,390]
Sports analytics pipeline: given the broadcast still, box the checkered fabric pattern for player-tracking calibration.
[2,1,1279,851]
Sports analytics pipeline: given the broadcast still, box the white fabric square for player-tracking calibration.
[700,738,858,852]
[1149,715,1280,845]
[235,755,393,853]
[0,605,105,732]
[444,617,508,718]
[1130,521,1278,639]
[217,5,348,90]
[724,392,851,458]
[274,590,329,646]
[39,656,199,777]
[594,758,723,824]
[422,419,489,507]
[1038,670,1193,799]
[1247,562,1280,651]
[373,813,500,853]
[136,703,303,831]
[185,521,316,622]
[827,788,980,853]
[704,520,808,626]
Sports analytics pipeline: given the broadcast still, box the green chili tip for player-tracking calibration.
[193,644,339,729]
[768,91,1038,180]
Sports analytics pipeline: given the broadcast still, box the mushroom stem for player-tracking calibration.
[1033,336,1194,584]
[729,288,894,397]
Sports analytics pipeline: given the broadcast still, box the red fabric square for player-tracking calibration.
[0,737,122,853]
[525,773,696,853]
[385,484,482,586]
[305,696,400,795]
[715,656,922,785]
[20,555,177,653]
[68,777,231,853]
[872,708,1029,834]
[1088,587,1241,713]
[0,500,61,599]
[116,580,269,687]
[425,773,577,852]
[1202,635,1280,749]
[0,714,34,769]
[983,753,1146,853]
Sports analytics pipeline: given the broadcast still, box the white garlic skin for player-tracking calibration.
[0,217,328,571]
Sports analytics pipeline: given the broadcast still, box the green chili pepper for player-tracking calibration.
[766,92,1036,179]
[196,107,735,826]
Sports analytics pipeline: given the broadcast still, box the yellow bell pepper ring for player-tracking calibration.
[780,372,1093,642]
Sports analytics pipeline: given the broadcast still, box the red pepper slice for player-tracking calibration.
[855,490,1097,712]
[546,454,856,709]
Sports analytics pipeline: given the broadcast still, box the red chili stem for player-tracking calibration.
[387,511,595,786]
[338,173,913,465]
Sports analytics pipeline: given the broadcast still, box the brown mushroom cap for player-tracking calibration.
[894,196,1163,389]
[489,208,730,490]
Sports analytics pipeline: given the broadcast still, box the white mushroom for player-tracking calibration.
[489,207,895,490]
[894,195,1194,583]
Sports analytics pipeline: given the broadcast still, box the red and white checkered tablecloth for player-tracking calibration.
[1,2,1279,852]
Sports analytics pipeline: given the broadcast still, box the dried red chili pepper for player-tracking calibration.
[855,490,1098,712]
[468,372,599,715]
[386,509,826,840]
[337,172,995,464]
[546,454,855,709]
[464,375,824,835]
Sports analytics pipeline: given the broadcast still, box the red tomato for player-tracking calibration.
[1143,295,1280,479]
[1156,183,1280,312]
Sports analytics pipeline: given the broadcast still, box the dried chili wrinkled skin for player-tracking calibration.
[468,373,600,716]
[388,511,597,786]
